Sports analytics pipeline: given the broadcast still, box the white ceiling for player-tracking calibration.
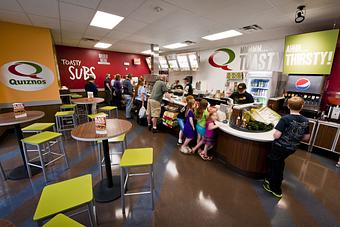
[1,0,340,54]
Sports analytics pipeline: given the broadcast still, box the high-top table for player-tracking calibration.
[71,97,104,115]
[71,119,132,202]
[0,111,45,180]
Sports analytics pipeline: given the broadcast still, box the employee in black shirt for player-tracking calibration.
[229,83,254,104]
[183,76,193,96]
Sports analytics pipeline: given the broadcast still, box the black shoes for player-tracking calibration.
[152,128,159,133]
[262,180,282,199]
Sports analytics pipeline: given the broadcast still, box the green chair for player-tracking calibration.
[33,174,96,226]
[43,214,84,227]
[96,134,127,180]
[55,111,76,133]
[120,148,154,215]
[87,113,108,121]
[22,123,56,133]
[99,106,118,118]
[60,104,77,112]
[22,131,69,183]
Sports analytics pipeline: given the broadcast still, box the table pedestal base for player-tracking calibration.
[94,176,121,203]
[8,164,42,180]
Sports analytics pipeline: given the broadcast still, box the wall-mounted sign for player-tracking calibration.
[283,29,339,75]
[0,60,54,91]
[208,48,235,70]
[133,58,141,65]
[226,72,243,80]
[98,54,110,65]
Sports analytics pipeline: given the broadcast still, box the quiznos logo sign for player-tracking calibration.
[0,61,54,91]
[295,78,311,91]
[208,48,235,70]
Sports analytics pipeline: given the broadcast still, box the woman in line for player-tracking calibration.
[112,74,122,109]
[134,78,147,124]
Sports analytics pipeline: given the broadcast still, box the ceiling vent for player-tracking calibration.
[81,37,100,42]
[240,24,263,32]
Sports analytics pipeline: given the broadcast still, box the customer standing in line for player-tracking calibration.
[104,73,112,105]
[198,111,219,161]
[263,96,310,199]
[134,78,147,124]
[123,74,134,119]
[84,76,98,114]
[112,74,122,109]
[180,98,196,154]
[191,99,209,153]
[147,75,172,133]
[177,95,195,145]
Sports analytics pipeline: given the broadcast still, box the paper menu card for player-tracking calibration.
[13,103,27,118]
[87,92,94,99]
[95,113,107,134]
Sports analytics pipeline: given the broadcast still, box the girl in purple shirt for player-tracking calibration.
[180,98,196,154]
[199,111,219,160]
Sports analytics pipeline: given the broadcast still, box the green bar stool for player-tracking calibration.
[70,93,82,99]
[22,123,56,133]
[98,106,118,118]
[33,174,96,227]
[43,214,84,227]
[87,113,108,121]
[96,134,127,180]
[21,131,69,183]
[120,148,154,215]
[55,111,76,133]
[60,104,77,112]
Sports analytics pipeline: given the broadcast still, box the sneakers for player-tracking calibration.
[152,128,159,133]
[177,140,183,145]
[180,146,190,154]
[262,181,282,199]
[336,163,340,168]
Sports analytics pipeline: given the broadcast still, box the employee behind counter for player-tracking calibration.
[229,83,254,104]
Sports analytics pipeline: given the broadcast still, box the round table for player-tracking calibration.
[71,97,104,115]
[71,119,132,202]
[0,111,45,180]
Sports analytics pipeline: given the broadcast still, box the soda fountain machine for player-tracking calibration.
[284,74,326,118]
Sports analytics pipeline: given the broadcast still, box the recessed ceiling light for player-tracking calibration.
[90,11,124,29]
[163,43,188,49]
[94,42,112,49]
[142,50,152,54]
[202,30,242,41]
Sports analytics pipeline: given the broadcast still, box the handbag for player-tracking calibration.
[138,106,147,119]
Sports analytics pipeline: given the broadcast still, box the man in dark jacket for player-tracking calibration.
[122,74,133,119]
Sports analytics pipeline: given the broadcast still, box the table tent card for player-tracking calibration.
[87,92,94,99]
[13,103,27,118]
[95,113,107,134]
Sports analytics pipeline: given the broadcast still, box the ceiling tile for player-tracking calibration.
[78,40,98,48]
[60,0,100,9]
[29,14,60,29]
[61,31,83,41]
[0,9,31,25]
[98,0,146,17]
[0,0,23,12]
[129,0,179,23]
[84,26,111,40]
[103,30,131,41]
[60,1,95,23]
[114,18,148,34]
[60,20,88,33]
[17,0,59,18]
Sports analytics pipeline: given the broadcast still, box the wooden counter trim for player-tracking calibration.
[216,129,271,179]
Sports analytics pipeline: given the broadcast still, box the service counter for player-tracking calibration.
[215,121,274,178]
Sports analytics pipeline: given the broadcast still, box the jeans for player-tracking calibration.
[124,95,132,118]
[266,143,295,194]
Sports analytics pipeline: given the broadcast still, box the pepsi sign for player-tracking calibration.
[295,78,311,91]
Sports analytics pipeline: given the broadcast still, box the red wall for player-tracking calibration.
[55,45,150,89]
[325,42,340,105]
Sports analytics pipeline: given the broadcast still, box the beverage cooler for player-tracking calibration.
[284,74,326,118]
[246,71,281,105]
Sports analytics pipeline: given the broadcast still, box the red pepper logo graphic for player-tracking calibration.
[208,48,235,70]
[8,62,43,79]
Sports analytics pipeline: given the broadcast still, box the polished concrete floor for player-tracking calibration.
[0,115,340,227]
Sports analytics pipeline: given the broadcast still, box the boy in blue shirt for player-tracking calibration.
[263,96,310,198]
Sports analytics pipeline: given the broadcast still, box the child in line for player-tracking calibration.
[192,99,209,153]
[180,98,196,154]
[177,96,195,145]
[199,111,219,160]
[263,96,310,198]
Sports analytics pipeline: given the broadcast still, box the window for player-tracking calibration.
[177,54,190,71]
[188,53,198,71]
[159,56,169,70]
